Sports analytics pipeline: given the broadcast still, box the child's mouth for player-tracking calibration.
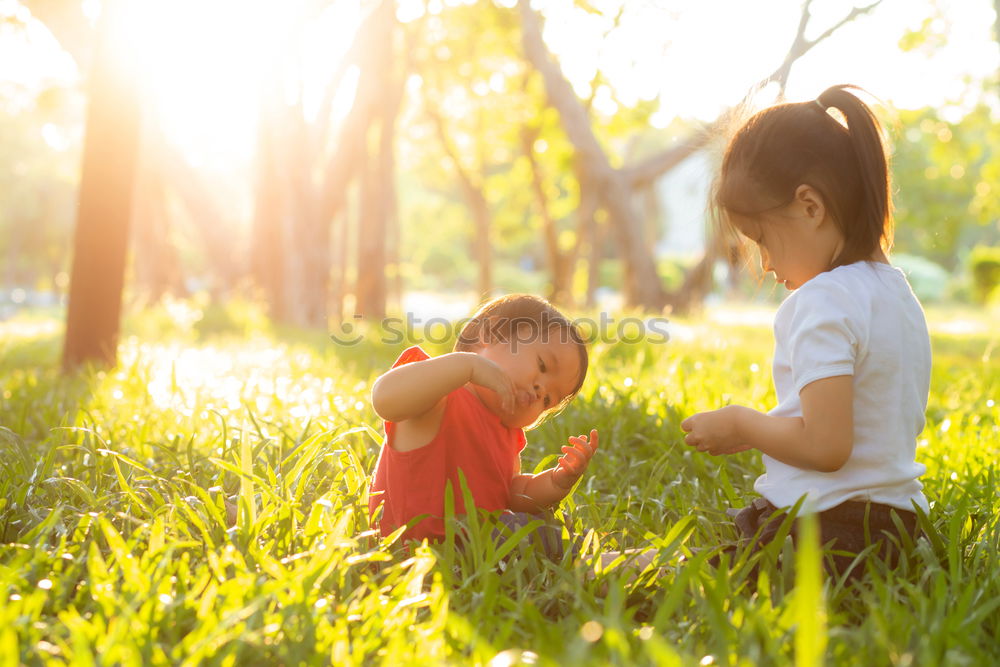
[517,390,533,408]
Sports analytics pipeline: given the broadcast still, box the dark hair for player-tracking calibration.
[714,84,893,268]
[455,293,589,416]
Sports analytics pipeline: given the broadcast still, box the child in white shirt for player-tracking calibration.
[681,85,930,576]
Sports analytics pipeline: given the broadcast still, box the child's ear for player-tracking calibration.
[458,319,485,351]
[473,316,502,349]
[794,184,826,227]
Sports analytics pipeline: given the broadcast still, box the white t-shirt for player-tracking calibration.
[754,261,931,513]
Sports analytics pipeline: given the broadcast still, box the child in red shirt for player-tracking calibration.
[368,294,597,557]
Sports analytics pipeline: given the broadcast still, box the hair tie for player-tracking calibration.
[814,99,828,112]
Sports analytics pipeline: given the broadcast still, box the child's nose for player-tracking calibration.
[759,253,773,274]
[533,381,547,401]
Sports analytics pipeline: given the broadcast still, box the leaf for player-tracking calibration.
[793,512,826,667]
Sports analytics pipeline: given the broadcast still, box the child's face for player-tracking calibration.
[472,324,583,429]
[730,186,845,290]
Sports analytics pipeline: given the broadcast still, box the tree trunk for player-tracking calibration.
[247,2,396,328]
[30,1,246,304]
[319,2,393,229]
[518,0,884,314]
[471,190,493,300]
[356,123,387,320]
[159,141,240,299]
[251,84,286,318]
[355,6,403,321]
[669,249,714,316]
[995,0,1000,92]
[379,59,404,317]
[521,126,571,306]
[285,98,329,328]
[602,172,666,307]
[586,231,604,308]
[131,129,185,302]
[583,206,602,309]
[563,160,600,308]
[386,169,402,315]
[518,0,666,311]
[329,194,352,322]
[427,106,493,299]
[62,0,141,370]
[252,79,329,328]
[23,1,94,72]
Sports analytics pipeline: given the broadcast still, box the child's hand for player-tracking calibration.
[469,355,517,415]
[552,429,599,489]
[680,406,753,455]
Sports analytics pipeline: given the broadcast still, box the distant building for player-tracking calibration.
[653,150,713,257]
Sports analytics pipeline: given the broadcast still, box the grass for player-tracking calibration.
[0,301,997,666]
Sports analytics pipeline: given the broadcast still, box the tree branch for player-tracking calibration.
[517,0,614,181]
[627,0,885,191]
[426,103,483,204]
[312,2,384,152]
[808,1,883,52]
[621,129,713,190]
[763,0,884,92]
[318,1,393,224]
[23,0,95,71]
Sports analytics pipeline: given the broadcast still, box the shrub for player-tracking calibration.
[599,256,698,293]
[891,254,950,303]
[968,245,1000,304]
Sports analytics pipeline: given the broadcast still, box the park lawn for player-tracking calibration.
[0,303,997,666]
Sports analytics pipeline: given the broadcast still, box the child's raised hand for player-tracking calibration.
[469,355,517,415]
[680,406,753,455]
[552,429,599,489]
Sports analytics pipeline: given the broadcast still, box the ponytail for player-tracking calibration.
[716,85,894,268]
[815,85,893,265]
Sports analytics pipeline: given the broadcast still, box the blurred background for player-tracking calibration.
[2,0,999,361]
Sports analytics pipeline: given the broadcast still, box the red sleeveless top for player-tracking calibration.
[368,346,526,542]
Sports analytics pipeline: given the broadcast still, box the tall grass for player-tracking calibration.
[0,305,997,665]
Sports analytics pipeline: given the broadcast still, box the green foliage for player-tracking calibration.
[967,245,1000,304]
[0,96,81,287]
[402,0,553,275]
[599,256,696,292]
[896,7,949,55]
[0,305,997,664]
[398,0,699,297]
[891,253,951,303]
[892,106,1000,269]
[657,256,699,292]
[119,293,273,344]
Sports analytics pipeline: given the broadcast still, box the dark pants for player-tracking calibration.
[728,497,920,579]
[491,511,575,562]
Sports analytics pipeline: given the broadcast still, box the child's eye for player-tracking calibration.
[538,356,547,372]
[543,395,551,408]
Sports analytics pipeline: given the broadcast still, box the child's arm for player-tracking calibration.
[508,430,598,512]
[681,376,853,473]
[371,352,516,423]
